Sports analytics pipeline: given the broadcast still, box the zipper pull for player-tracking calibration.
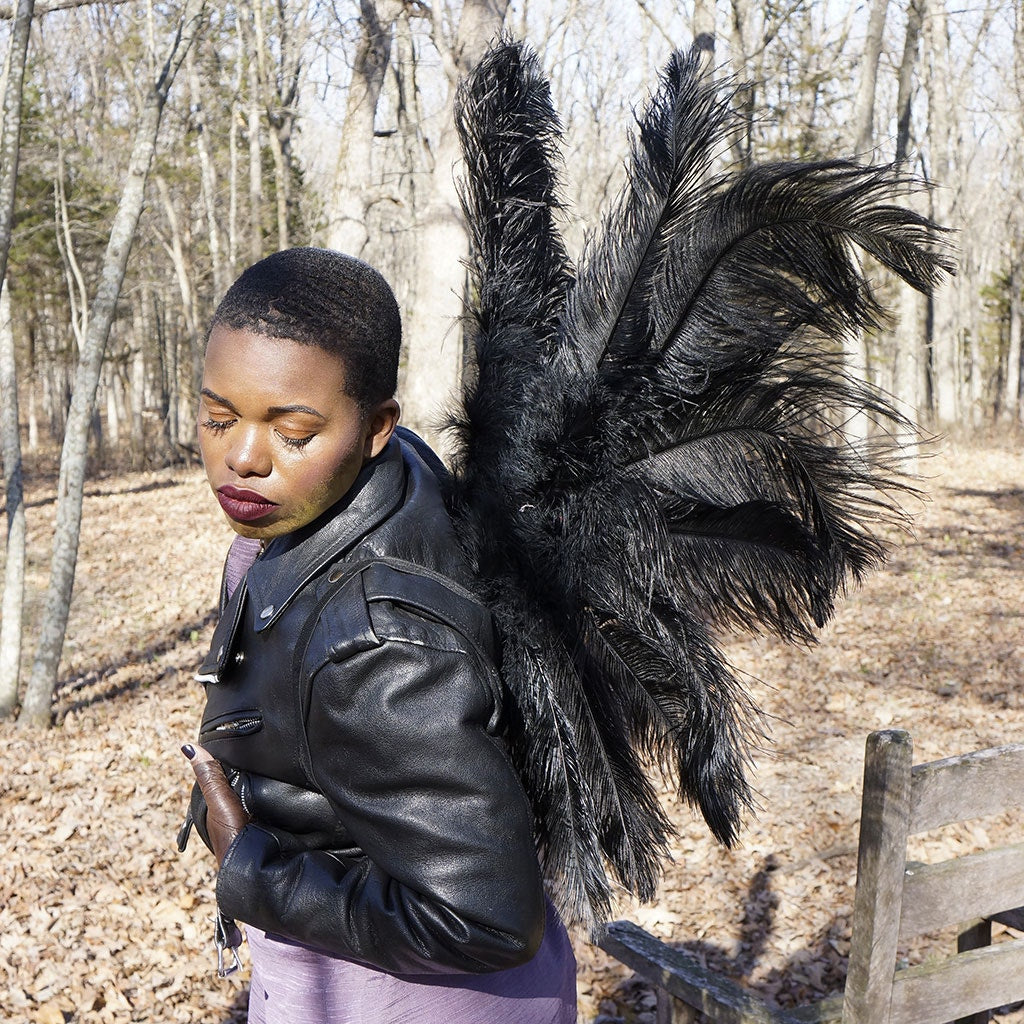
[214,910,243,978]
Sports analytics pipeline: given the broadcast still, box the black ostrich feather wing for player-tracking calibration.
[447,42,952,933]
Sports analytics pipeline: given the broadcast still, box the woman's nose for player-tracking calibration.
[226,425,272,477]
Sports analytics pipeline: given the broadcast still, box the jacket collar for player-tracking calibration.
[197,430,458,683]
[246,436,406,633]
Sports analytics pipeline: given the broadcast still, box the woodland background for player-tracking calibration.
[0,1,1023,1020]
[1,0,1023,721]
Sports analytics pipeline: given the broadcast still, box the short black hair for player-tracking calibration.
[209,248,401,412]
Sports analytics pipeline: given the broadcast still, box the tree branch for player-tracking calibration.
[0,0,132,17]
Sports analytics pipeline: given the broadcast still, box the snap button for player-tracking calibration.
[260,605,274,619]
[234,651,245,665]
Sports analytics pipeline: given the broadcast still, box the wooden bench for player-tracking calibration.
[599,729,1024,1024]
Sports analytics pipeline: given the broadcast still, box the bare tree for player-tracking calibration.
[19,0,206,727]
[850,0,890,159]
[923,0,958,425]
[0,0,35,717]
[895,0,924,166]
[846,0,889,443]
[251,0,310,251]
[399,0,509,447]
[240,14,265,263]
[890,0,928,431]
[1004,3,1024,425]
[187,48,229,299]
[326,0,404,257]
[692,0,716,68]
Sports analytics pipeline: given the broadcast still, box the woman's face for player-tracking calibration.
[198,326,398,540]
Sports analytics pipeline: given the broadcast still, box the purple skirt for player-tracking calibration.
[244,900,577,1024]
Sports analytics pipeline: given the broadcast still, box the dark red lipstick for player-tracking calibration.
[217,485,279,522]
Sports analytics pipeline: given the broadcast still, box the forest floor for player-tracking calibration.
[0,437,1022,1024]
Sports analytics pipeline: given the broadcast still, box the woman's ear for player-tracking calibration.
[364,399,400,459]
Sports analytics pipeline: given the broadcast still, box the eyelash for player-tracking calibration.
[279,433,315,449]
[200,418,315,449]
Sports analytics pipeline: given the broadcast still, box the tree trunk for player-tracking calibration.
[1007,5,1024,426]
[130,335,146,464]
[924,0,959,426]
[252,0,288,251]
[726,0,763,168]
[0,0,35,718]
[400,0,509,450]
[27,384,38,451]
[247,89,264,261]
[894,271,927,466]
[964,250,983,424]
[688,0,715,76]
[895,0,923,165]
[241,15,264,264]
[851,0,889,158]
[228,98,240,270]
[251,0,307,253]
[104,364,120,450]
[19,1,205,727]
[1009,259,1024,425]
[0,285,27,716]
[188,50,228,298]
[890,0,927,440]
[845,0,889,443]
[155,174,201,443]
[326,0,402,256]
[266,120,290,250]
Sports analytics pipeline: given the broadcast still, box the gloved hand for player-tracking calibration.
[182,744,250,866]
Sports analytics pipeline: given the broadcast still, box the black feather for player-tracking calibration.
[446,41,952,933]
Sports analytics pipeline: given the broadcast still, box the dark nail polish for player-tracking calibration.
[182,743,196,759]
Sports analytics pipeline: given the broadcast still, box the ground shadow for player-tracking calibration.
[220,988,249,1024]
[51,608,218,723]
[0,474,188,516]
[602,852,851,1022]
[602,853,1024,1023]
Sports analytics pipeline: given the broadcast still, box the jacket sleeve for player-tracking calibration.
[214,626,547,975]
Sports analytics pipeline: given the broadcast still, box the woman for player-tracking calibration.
[179,247,577,1024]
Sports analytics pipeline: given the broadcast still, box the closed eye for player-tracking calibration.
[201,417,234,433]
[277,431,315,449]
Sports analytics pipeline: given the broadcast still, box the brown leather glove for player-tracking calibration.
[183,744,250,866]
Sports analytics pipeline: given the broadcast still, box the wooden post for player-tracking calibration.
[843,730,913,1023]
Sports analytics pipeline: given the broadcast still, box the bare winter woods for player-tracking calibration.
[0,0,1021,723]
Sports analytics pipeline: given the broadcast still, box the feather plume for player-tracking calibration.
[447,42,952,933]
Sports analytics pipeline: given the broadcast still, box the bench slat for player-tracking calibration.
[909,744,1024,834]
[899,843,1024,941]
[889,939,1024,1024]
[599,921,805,1024]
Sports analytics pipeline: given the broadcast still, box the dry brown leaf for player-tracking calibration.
[32,1002,69,1024]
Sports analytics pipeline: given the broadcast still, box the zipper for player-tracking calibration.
[212,716,262,736]
[200,710,264,741]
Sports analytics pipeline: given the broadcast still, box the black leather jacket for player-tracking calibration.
[182,431,546,975]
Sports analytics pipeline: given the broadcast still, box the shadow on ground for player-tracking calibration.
[51,609,217,724]
[603,854,851,1021]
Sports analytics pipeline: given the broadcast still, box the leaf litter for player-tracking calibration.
[1,441,1022,1023]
